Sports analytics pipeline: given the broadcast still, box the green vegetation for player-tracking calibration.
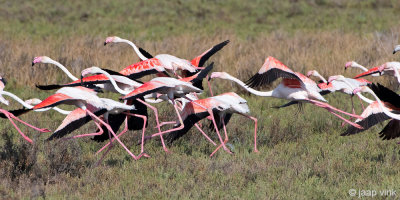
[1,0,400,199]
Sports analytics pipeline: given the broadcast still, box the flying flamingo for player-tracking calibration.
[0,76,51,143]
[307,71,372,117]
[161,92,258,155]
[345,61,381,77]
[342,83,400,141]
[104,36,229,77]
[84,66,220,154]
[32,87,149,160]
[209,57,364,129]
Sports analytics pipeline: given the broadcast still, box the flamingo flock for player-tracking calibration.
[2,37,400,163]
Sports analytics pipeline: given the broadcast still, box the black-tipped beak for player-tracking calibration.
[344,67,347,70]
[104,42,107,46]
[32,62,35,66]
[393,51,396,54]
[80,75,84,85]
[208,76,211,81]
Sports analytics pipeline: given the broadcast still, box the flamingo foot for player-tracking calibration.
[38,128,51,133]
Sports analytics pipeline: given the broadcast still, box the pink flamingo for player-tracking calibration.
[354,62,400,84]
[343,83,400,142]
[32,86,148,160]
[345,61,380,77]
[209,57,364,129]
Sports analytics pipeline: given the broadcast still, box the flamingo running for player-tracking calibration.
[209,57,364,129]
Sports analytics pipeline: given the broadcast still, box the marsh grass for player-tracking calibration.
[1,0,400,199]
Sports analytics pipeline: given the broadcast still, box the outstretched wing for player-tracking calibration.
[121,81,170,100]
[191,40,230,68]
[32,93,74,109]
[378,119,400,140]
[369,83,400,108]
[341,113,390,136]
[245,56,301,88]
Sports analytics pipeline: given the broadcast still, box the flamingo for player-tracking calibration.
[83,66,221,153]
[0,76,51,143]
[104,36,229,77]
[162,92,258,155]
[393,45,400,54]
[32,87,149,160]
[209,57,364,129]
[345,61,380,77]
[343,83,400,141]
[354,62,400,83]
[307,71,372,113]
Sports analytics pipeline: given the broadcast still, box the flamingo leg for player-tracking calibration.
[4,110,51,133]
[307,99,363,119]
[306,100,363,129]
[96,118,129,155]
[64,121,104,140]
[341,96,355,127]
[137,98,169,153]
[357,95,366,110]
[194,123,217,146]
[210,116,231,157]
[241,114,258,153]
[85,110,138,160]
[0,110,33,144]
[207,76,214,96]
[150,100,185,137]
[207,109,232,156]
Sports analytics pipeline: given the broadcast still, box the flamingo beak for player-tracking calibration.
[32,62,35,66]
[393,50,396,54]
[104,42,107,46]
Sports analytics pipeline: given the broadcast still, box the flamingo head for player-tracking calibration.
[24,98,42,106]
[0,76,7,86]
[209,72,229,81]
[327,75,345,84]
[104,36,122,45]
[345,61,355,70]
[306,70,318,77]
[214,92,250,114]
[32,56,52,66]
[393,45,400,54]
[81,66,102,78]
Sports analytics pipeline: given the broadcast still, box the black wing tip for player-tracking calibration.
[138,47,154,59]
[245,73,264,88]
[35,84,62,90]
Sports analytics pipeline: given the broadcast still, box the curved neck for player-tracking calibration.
[315,73,327,83]
[48,59,79,81]
[0,91,34,109]
[52,107,71,115]
[368,90,400,120]
[354,63,368,72]
[95,69,130,95]
[390,65,400,83]
[119,39,148,61]
[224,74,273,97]
[356,93,374,104]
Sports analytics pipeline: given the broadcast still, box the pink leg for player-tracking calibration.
[307,100,363,129]
[150,101,185,137]
[210,116,231,157]
[207,75,214,97]
[1,110,33,144]
[242,114,258,153]
[64,121,104,140]
[207,110,231,156]
[96,118,128,154]
[357,95,366,110]
[341,96,355,127]
[137,98,169,153]
[307,99,363,119]
[194,123,216,146]
[3,110,51,133]
[86,110,138,160]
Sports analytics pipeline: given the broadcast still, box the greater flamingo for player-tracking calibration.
[32,87,148,160]
[343,83,400,141]
[209,57,364,129]
[354,62,400,83]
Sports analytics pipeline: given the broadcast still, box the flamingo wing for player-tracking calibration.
[353,66,381,78]
[121,81,170,100]
[119,58,164,79]
[47,108,107,140]
[139,47,154,59]
[32,93,75,109]
[369,83,400,108]
[245,56,301,88]
[191,40,230,68]
[378,119,400,140]
[341,112,390,136]
[180,63,214,90]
